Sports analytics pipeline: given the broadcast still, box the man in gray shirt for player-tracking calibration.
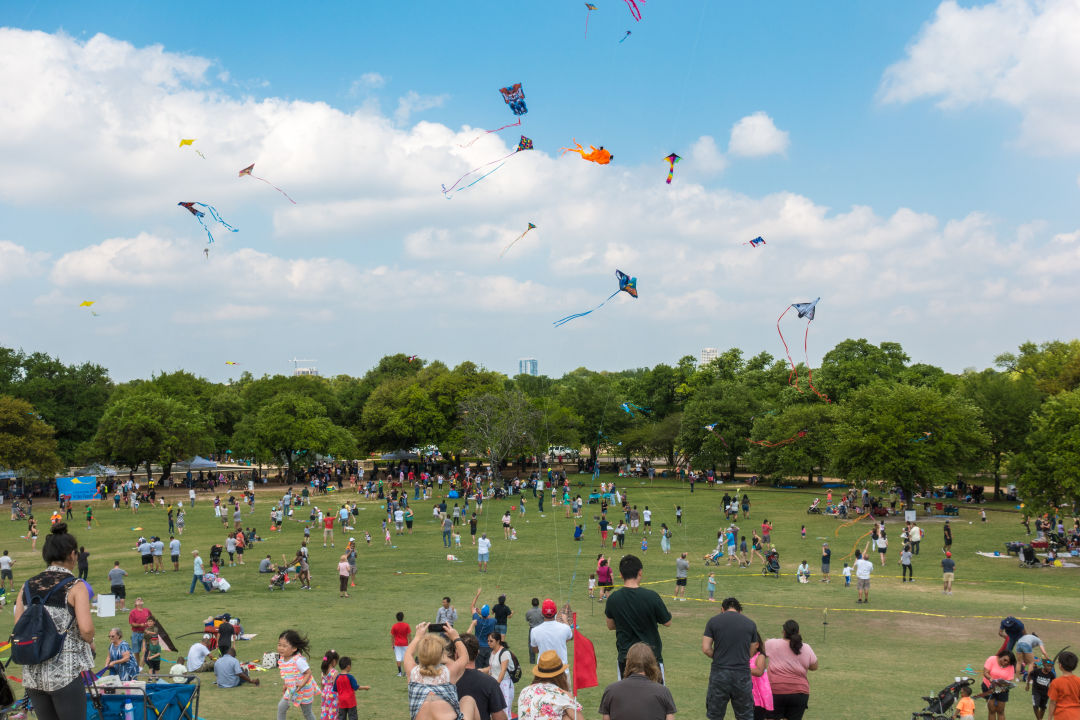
[108,561,128,611]
[436,596,458,626]
[525,598,545,663]
[214,646,259,687]
[674,553,690,601]
[442,514,454,548]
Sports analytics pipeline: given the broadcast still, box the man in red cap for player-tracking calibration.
[529,598,572,670]
[941,550,956,595]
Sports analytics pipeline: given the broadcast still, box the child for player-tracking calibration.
[303,525,311,541]
[1029,659,1055,720]
[453,532,462,547]
[953,685,975,720]
[334,656,370,720]
[641,537,648,553]
[509,527,517,541]
[384,527,392,545]
[739,536,749,568]
[321,650,340,718]
[277,630,317,720]
[801,525,806,539]
[1047,651,1080,720]
[707,573,716,601]
[981,509,987,523]
[143,621,162,677]
[843,562,852,587]
[574,524,584,542]
[364,531,372,545]
[675,506,683,525]
[588,573,596,599]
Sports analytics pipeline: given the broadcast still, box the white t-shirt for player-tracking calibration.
[189,489,196,499]
[186,642,211,671]
[170,539,181,555]
[642,509,652,522]
[394,510,404,523]
[0,556,12,571]
[910,526,922,542]
[854,558,874,580]
[842,566,852,577]
[530,620,573,664]
[478,537,492,555]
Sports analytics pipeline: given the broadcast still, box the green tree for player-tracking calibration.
[457,389,540,477]
[678,380,756,477]
[832,383,988,505]
[556,370,627,461]
[232,393,357,479]
[746,403,837,484]
[0,395,63,478]
[959,368,1044,496]
[996,340,1080,395]
[1011,388,1080,512]
[817,339,909,403]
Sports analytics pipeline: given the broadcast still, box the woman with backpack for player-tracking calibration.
[12,522,96,720]
[488,631,517,714]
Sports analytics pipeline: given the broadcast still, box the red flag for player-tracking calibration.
[571,612,598,696]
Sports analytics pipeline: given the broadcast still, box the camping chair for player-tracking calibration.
[935,502,944,513]
[143,675,200,720]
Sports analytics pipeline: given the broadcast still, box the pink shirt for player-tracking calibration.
[763,638,817,695]
[750,653,773,710]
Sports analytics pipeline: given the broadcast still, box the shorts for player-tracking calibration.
[236,546,244,555]
[171,554,180,563]
[146,659,161,672]
[986,689,1010,703]
[111,584,126,599]
[644,520,651,526]
[1016,641,1035,653]
[821,564,830,574]
[394,646,407,662]
[676,578,687,587]
[478,553,489,562]
[601,531,608,541]
[141,554,152,566]
[600,581,613,589]
[856,578,870,591]
[338,707,358,720]
[1033,694,1049,710]
[942,572,954,582]
[1,569,12,579]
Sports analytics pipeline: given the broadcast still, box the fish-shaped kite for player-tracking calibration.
[553,269,637,327]
[239,164,296,204]
[777,298,829,402]
[745,236,766,248]
[585,3,598,38]
[664,153,680,184]
[500,223,537,258]
[561,139,613,165]
[442,135,534,198]
[179,138,205,159]
[177,202,238,245]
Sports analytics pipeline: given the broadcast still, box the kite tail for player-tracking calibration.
[195,215,216,244]
[499,227,533,258]
[553,290,621,327]
[254,175,297,204]
[777,305,802,392]
[458,118,523,149]
[442,150,517,197]
[198,204,239,233]
[804,319,831,402]
[585,11,590,39]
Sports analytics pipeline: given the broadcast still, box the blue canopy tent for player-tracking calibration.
[380,450,418,461]
[178,456,217,470]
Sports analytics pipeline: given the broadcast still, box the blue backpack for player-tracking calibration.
[9,575,77,665]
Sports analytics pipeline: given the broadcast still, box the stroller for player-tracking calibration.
[1019,544,1040,568]
[704,548,724,566]
[209,544,224,566]
[807,498,821,514]
[8,501,27,521]
[911,676,974,720]
[268,564,290,590]
[761,549,780,578]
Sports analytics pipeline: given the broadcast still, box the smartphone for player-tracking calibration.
[429,623,445,633]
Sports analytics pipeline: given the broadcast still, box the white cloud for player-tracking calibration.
[0,240,48,277]
[728,112,790,157]
[881,0,1080,152]
[354,72,386,91]
[689,135,726,175]
[394,90,450,124]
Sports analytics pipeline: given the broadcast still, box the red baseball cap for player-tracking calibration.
[542,599,557,617]
[945,551,951,557]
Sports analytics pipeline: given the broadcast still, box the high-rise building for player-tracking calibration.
[700,347,719,364]
[518,358,538,376]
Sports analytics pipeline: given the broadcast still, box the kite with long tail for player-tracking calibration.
[177,202,238,245]
[777,297,830,402]
[561,139,613,164]
[623,0,643,21]
[553,269,637,327]
[179,138,205,159]
[500,223,537,258]
[620,402,650,417]
[703,423,730,449]
[749,430,808,448]
[458,83,528,148]
[443,135,533,198]
[664,153,681,184]
[585,3,598,38]
[239,164,296,204]
[620,31,632,42]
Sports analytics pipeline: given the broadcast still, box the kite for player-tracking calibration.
[499,223,537,258]
[79,301,95,308]
[620,30,632,42]
[177,202,238,245]
[225,361,239,366]
[585,3,598,38]
[458,84,529,149]
[500,83,527,116]
[407,355,419,363]
[553,269,637,327]
[777,298,830,402]
[561,139,613,165]
[620,402,650,417]
[179,138,205,159]
[623,0,643,21]
[745,236,766,248]
[703,423,730,449]
[909,431,932,443]
[239,164,296,204]
[664,153,681,184]
[442,135,534,198]
[749,430,808,448]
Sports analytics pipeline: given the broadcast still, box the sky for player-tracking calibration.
[1,0,1079,382]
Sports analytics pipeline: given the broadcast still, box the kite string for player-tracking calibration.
[253,175,297,204]
[776,305,801,391]
[442,150,517,196]
[804,319,830,402]
[457,118,523,149]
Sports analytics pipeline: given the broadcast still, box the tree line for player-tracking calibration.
[1,339,1078,511]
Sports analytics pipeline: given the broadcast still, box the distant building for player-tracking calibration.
[700,347,719,364]
[292,358,319,377]
[518,358,538,376]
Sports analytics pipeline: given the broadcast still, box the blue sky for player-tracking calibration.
[1,0,1078,381]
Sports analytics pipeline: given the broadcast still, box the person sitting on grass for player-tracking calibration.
[215,645,259,688]
[796,561,810,583]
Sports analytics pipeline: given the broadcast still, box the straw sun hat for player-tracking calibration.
[533,650,568,678]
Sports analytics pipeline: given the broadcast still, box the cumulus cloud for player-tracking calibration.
[881,0,1080,153]
[728,112,790,157]
[689,135,727,175]
[0,240,48,277]
[353,72,386,91]
[394,90,450,124]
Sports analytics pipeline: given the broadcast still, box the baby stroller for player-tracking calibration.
[911,676,974,720]
[807,498,821,514]
[1018,544,1040,568]
[761,549,780,578]
[268,565,290,590]
[209,544,224,566]
[704,548,724,566]
[8,501,27,521]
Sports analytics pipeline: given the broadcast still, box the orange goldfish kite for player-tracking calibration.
[561,139,613,165]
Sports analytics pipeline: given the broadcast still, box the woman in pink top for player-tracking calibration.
[749,632,773,720]
[763,620,818,720]
[982,650,1017,720]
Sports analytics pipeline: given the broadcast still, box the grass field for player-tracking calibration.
[3,478,1079,720]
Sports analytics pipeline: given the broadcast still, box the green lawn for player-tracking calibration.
[3,478,1078,720]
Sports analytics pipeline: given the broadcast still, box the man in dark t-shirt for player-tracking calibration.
[454,634,508,720]
[702,597,758,720]
[604,554,672,680]
[492,595,513,635]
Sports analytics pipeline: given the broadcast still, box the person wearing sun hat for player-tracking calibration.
[517,650,584,720]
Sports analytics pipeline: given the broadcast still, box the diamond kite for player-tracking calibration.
[703,423,730,449]
[553,269,637,327]
[178,202,238,245]
[777,298,829,402]
[664,153,680,184]
[500,223,537,258]
[561,139,613,165]
[239,164,296,204]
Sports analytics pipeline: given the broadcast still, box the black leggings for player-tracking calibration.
[902,564,913,580]
[771,693,809,720]
[26,675,87,720]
